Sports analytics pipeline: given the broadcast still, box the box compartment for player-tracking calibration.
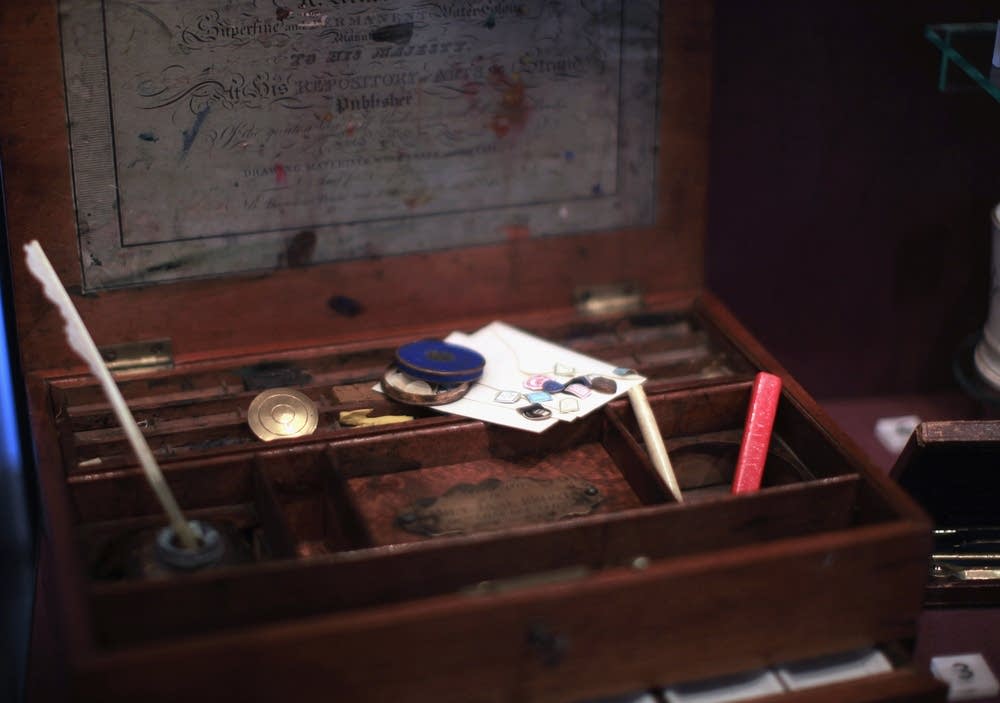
[51,309,755,474]
[55,378,927,670]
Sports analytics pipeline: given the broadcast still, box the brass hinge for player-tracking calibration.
[462,565,590,596]
[573,282,643,317]
[99,339,174,375]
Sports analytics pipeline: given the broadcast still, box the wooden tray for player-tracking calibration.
[17,305,942,701]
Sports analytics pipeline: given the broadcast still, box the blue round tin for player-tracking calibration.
[395,339,486,383]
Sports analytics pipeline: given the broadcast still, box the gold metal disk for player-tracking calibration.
[247,388,319,441]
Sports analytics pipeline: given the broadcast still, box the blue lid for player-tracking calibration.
[395,339,485,383]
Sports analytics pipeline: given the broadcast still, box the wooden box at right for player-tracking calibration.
[892,420,1000,608]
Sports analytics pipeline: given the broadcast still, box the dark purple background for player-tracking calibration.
[707,1,1000,399]
[707,8,1000,697]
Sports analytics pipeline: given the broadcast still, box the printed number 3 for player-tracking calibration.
[952,662,976,681]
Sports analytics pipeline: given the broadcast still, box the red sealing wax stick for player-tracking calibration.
[732,372,782,494]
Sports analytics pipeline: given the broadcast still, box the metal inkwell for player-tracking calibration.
[90,519,255,580]
[396,476,603,537]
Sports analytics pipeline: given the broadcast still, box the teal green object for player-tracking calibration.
[925,22,1000,105]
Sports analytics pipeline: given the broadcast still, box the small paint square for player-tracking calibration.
[518,403,551,420]
[559,397,580,413]
[565,383,592,398]
[589,376,617,394]
[494,390,521,404]
[542,379,566,393]
[526,391,552,403]
[523,374,550,390]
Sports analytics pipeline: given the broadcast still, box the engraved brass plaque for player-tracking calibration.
[397,477,602,537]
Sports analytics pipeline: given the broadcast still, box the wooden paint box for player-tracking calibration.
[0,0,945,700]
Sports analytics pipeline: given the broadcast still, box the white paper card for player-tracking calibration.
[433,322,645,433]
[931,653,1000,701]
[663,669,784,703]
[580,692,658,703]
[776,648,892,691]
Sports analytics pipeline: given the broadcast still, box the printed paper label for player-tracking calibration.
[59,0,660,289]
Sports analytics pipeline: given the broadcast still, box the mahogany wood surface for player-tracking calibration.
[20,295,943,701]
[2,0,948,701]
[63,524,932,703]
[84,478,864,647]
[346,444,644,546]
[21,299,943,702]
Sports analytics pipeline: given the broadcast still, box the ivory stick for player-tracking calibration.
[24,241,199,550]
[627,383,683,502]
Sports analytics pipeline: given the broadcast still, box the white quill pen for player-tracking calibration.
[24,241,199,550]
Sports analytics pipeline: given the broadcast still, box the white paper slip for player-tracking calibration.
[775,647,892,691]
[427,330,559,433]
[434,322,645,433]
[663,669,784,703]
[931,653,1000,701]
[874,415,921,454]
[371,330,562,434]
[374,322,646,433]
[579,691,658,703]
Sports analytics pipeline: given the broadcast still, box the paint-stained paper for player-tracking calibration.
[60,0,660,290]
[438,322,645,433]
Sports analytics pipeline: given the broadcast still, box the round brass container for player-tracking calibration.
[247,388,319,441]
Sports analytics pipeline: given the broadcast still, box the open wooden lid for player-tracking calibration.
[0,0,712,373]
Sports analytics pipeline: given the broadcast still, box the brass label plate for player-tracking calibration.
[397,477,602,537]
